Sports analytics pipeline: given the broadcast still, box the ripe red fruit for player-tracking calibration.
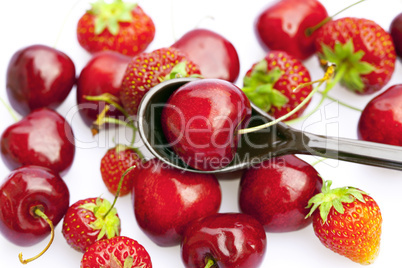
[315,17,396,94]
[390,12,402,57]
[77,0,155,56]
[1,108,75,175]
[307,181,382,265]
[161,79,251,171]
[132,158,222,246]
[255,0,328,60]
[6,44,76,116]
[358,84,402,146]
[100,144,142,196]
[81,236,152,268]
[172,28,240,82]
[62,197,121,253]
[239,155,322,232]
[0,165,70,246]
[242,50,312,120]
[120,47,201,116]
[181,213,267,268]
[76,50,131,126]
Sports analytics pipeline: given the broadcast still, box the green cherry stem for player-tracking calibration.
[85,93,130,118]
[204,258,216,268]
[305,0,367,36]
[19,208,54,264]
[53,0,84,48]
[103,165,138,218]
[0,96,19,122]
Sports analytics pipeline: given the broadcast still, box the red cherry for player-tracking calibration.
[0,165,70,247]
[172,28,240,82]
[239,155,323,232]
[181,213,267,268]
[255,0,328,60]
[1,108,75,175]
[161,79,251,171]
[6,44,76,116]
[390,12,402,57]
[132,158,222,247]
[76,51,131,126]
[358,84,402,146]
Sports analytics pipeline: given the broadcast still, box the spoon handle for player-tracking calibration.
[302,132,402,170]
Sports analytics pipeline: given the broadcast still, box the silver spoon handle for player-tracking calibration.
[302,132,402,170]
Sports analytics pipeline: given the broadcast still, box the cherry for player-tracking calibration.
[390,12,402,57]
[239,155,323,232]
[161,79,251,171]
[255,0,328,60]
[131,158,222,247]
[76,50,131,126]
[181,213,267,268]
[0,165,69,262]
[358,84,402,146]
[1,108,76,175]
[6,44,76,116]
[172,28,240,82]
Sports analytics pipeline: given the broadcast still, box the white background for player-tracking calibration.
[1,0,402,267]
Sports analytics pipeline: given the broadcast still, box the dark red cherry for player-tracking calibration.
[6,44,76,116]
[390,12,402,57]
[1,108,75,175]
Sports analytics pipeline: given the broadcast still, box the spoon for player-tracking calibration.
[137,77,402,173]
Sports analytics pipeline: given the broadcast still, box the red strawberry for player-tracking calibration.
[81,236,152,268]
[242,50,312,120]
[306,181,382,265]
[120,47,201,116]
[62,197,121,253]
[315,17,396,94]
[77,0,155,56]
[100,144,142,196]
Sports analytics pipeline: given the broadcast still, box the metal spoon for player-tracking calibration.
[137,77,402,173]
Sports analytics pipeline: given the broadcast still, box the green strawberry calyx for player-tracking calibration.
[306,180,367,223]
[161,61,202,82]
[241,59,289,112]
[319,39,375,93]
[80,198,120,240]
[90,0,137,35]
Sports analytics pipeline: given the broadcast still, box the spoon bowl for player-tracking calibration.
[138,78,402,173]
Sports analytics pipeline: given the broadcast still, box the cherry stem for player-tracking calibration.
[18,208,54,264]
[305,0,367,36]
[0,96,19,122]
[311,157,328,166]
[85,93,130,118]
[238,63,336,135]
[53,0,84,48]
[204,258,215,268]
[103,165,138,218]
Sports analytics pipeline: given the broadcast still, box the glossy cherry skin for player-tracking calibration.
[181,213,267,268]
[390,13,402,57]
[132,158,222,247]
[161,79,251,171]
[255,0,328,60]
[76,51,131,126]
[239,155,322,232]
[358,84,402,146]
[6,44,76,116]
[0,165,70,246]
[172,29,240,82]
[1,108,75,175]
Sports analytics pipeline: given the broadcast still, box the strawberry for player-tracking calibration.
[100,144,142,196]
[315,17,396,95]
[62,197,121,253]
[77,0,155,56]
[120,47,202,116]
[81,236,152,268]
[306,181,382,265]
[241,50,312,120]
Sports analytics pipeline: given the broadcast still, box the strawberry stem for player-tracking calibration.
[19,208,54,264]
[103,165,138,218]
[305,0,367,36]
